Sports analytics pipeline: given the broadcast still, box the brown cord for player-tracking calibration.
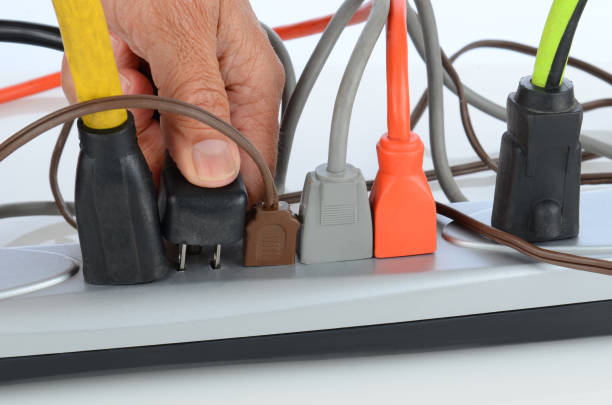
[441,50,499,172]
[411,39,612,128]
[0,95,279,209]
[421,151,600,183]
[434,202,612,276]
[450,40,612,85]
[582,98,612,111]
[49,121,77,229]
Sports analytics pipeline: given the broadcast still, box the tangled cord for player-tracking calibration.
[2,36,612,276]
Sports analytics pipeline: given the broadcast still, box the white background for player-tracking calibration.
[3,0,612,403]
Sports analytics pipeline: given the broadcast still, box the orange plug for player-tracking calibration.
[370,134,436,257]
[369,0,436,258]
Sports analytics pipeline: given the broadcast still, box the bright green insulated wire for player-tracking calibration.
[532,0,581,88]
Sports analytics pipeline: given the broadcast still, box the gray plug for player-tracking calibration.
[298,164,372,264]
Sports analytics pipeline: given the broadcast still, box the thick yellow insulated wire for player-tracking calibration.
[52,0,127,129]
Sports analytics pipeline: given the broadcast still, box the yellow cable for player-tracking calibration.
[52,0,127,129]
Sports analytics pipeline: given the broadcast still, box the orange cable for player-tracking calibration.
[385,0,412,142]
[0,3,373,104]
[0,72,61,104]
[369,0,436,258]
[274,1,372,40]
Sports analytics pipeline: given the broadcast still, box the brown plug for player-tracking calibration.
[244,202,300,266]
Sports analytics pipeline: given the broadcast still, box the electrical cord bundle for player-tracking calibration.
[0,21,63,103]
[2,1,612,278]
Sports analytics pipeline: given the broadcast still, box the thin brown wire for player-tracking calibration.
[411,39,612,128]
[0,95,279,209]
[434,202,612,276]
[49,121,76,228]
[441,50,499,172]
[421,151,600,183]
[451,40,612,85]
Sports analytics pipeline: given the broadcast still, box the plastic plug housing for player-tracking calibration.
[158,154,248,247]
[298,164,372,264]
[491,76,582,242]
[244,202,300,266]
[75,113,169,285]
[370,134,437,258]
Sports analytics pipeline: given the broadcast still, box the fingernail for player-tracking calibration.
[119,73,131,94]
[192,139,238,182]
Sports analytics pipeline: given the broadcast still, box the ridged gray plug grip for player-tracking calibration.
[298,163,373,264]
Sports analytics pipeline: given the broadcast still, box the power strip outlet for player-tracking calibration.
[2,189,612,381]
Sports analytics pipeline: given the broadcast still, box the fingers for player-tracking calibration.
[102,0,241,188]
[217,0,285,202]
[72,0,283,198]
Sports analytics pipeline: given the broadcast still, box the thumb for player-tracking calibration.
[102,0,240,188]
[159,66,241,188]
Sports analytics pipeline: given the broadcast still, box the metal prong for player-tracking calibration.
[178,243,187,271]
[211,244,221,269]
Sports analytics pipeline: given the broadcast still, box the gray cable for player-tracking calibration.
[404,3,507,121]
[327,0,389,174]
[414,0,467,202]
[0,201,75,219]
[275,0,366,192]
[580,131,612,160]
[262,23,296,118]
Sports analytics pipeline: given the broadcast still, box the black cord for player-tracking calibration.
[546,0,588,89]
[0,20,63,51]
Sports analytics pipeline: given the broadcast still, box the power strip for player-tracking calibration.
[2,188,612,381]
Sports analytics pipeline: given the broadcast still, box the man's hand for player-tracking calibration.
[61,0,285,202]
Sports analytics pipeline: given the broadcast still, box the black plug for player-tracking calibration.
[491,76,583,242]
[158,154,248,270]
[75,113,169,285]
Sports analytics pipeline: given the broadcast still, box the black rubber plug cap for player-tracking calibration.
[158,154,247,247]
[491,76,582,242]
[75,113,169,285]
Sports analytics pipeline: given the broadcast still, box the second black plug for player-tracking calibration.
[158,153,248,270]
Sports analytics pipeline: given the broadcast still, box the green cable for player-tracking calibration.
[532,0,587,89]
